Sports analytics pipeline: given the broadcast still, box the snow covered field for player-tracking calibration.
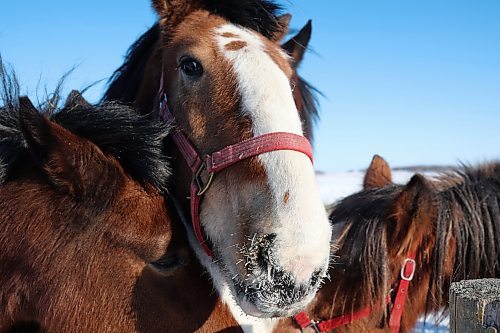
[315,170,450,332]
[316,170,415,205]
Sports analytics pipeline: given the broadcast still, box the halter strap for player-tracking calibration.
[158,73,314,257]
[293,252,417,333]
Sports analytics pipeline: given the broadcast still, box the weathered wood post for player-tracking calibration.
[450,279,500,333]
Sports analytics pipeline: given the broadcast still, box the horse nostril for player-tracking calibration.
[240,233,278,279]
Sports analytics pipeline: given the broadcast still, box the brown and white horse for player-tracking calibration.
[104,0,331,322]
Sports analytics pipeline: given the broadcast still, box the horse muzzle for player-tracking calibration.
[231,233,326,318]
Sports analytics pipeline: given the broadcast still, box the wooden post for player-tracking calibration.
[450,279,500,333]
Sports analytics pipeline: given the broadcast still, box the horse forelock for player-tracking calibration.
[201,0,282,40]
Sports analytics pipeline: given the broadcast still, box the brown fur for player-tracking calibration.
[277,158,500,332]
[0,80,243,332]
[363,154,393,189]
[103,0,321,325]
[225,40,248,51]
[0,104,173,332]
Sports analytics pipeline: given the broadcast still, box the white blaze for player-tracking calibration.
[215,24,331,283]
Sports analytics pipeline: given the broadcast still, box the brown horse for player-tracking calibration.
[0,90,170,331]
[104,0,331,323]
[276,155,500,332]
[0,63,244,332]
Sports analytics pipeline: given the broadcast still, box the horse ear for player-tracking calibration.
[19,101,111,198]
[64,90,91,109]
[363,154,393,189]
[389,174,435,256]
[271,14,292,42]
[152,0,199,28]
[18,96,52,163]
[282,20,312,67]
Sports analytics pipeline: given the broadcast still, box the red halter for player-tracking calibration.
[293,252,416,333]
[158,74,314,257]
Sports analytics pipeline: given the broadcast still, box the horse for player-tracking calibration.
[103,0,331,323]
[276,154,500,332]
[0,63,243,332]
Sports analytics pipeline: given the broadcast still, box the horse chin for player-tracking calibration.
[233,284,317,318]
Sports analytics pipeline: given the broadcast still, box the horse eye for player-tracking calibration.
[179,58,203,78]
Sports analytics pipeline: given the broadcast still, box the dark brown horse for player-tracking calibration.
[277,155,500,332]
[103,0,330,324]
[0,62,243,332]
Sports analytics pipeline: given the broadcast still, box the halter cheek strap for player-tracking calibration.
[293,252,417,333]
[158,73,314,257]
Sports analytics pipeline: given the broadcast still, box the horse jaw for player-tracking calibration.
[191,23,332,317]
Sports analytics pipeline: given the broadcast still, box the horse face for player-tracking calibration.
[160,10,331,317]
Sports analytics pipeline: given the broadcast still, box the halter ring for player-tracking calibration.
[400,258,416,281]
[194,162,214,196]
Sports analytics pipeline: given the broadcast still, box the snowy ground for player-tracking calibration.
[316,170,415,205]
[316,170,450,332]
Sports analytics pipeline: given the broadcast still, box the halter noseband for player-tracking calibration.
[293,252,416,333]
[158,73,314,257]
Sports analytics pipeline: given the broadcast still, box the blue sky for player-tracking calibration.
[2,1,499,172]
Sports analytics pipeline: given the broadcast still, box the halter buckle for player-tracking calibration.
[301,321,320,333]
[400,258,416,281]
[194,162,214,196]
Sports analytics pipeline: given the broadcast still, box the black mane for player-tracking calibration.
[329,185,401,309]
[0,65,171,193]
[329,163,500,315]
[103,24,160,104]
[201,0,282,39]
[297,77,320,141]
[428,164,500,308]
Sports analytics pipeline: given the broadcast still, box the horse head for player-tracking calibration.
[122,0,333,317]
[17,96,173,263]
[316,158,437,331]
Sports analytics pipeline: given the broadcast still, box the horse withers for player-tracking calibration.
[104,0,331,318]
[279,155,500,332]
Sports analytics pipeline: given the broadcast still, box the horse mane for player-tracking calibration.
[103,24,160,104]
[296,77,320,141]
[103,1,320,136]
[427,163,500,310]
[0,63,172,193]
[329,162,500,318]
[329,185,401,314]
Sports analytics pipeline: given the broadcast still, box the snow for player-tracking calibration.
[316,170,416,205]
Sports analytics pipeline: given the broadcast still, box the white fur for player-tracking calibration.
[187,227,277,333]
[215,24,331,283]
[191,23,332,329]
